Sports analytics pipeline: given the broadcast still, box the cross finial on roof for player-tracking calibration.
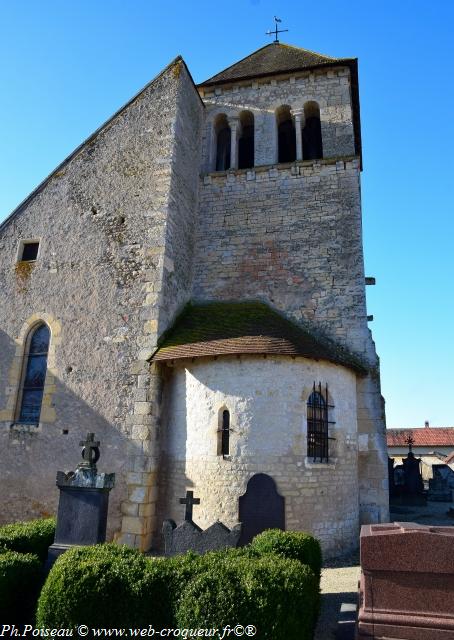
[266,16,288,43]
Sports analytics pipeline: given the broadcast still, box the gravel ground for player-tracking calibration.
[313,501,454,640]
[314,550,360,640]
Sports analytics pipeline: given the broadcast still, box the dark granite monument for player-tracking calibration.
[46,433,115,570]
[390,435,426,505]
[238,473,285,545]
[162,490,241,556]
[357,522,454,640]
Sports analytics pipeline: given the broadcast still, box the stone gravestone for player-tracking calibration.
[238,473,285,545]
[357,522,454,639]
[428,467,452,502]
[162,490,241,556]
[45,433,115,571]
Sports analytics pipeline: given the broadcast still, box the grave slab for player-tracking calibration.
[357,522,454,639]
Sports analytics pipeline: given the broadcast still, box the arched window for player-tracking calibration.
[302,101,323,161]
[17,323,50,424]
[276,105,296,163]
[238,111,254,169]
[214,114,231,171]
[307,383,330,462]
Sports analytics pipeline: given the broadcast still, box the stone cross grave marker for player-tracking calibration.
[179,490,200,522]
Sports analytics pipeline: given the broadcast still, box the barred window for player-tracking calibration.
[17,323,50,424]
[307,383,334,462]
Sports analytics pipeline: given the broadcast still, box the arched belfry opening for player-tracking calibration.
[214,114,231,171]
[302,101,323,161]
[238,111,254,169]
[276,105,296,163]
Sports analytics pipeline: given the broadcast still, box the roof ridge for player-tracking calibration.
[199,43,274,86]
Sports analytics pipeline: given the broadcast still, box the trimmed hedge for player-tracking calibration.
[37,531,322,634]
[36,544,159,627]
[0,550,43,623]
[176,554,318,640]
[251,529,323,578]
[0,518,55,562]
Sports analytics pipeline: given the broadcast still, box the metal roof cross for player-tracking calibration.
[266,16,288,43]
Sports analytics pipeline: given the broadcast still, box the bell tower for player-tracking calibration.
[194,42,389,526]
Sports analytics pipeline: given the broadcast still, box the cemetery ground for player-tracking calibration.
[315,500,454,640]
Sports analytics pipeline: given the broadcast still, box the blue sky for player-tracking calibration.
[1,1,453,427]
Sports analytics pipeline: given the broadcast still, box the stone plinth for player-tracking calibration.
[357,522,454,640]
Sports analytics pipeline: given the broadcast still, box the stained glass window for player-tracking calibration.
[17,324,50,424]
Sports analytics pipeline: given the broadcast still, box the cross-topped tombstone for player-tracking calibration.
[180,490,200,522]
[45,432,115,572]
[79,432,100,470]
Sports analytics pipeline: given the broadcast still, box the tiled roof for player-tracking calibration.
[387,428,454,447]
[152,301,367,373]
[199,43,354,86]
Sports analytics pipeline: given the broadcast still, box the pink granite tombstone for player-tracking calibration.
[357,522,454,640]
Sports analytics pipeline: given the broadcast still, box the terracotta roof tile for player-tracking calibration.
[152,301,367,374]
[387,428,454,447]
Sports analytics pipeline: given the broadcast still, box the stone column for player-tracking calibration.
[292,110,304,161]
[228,116,239,170]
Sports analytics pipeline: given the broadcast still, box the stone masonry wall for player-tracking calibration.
[199,66,355,172]
[157,355,359,557]
[194,159,367,354]
[195,66,389,525]
[0,59,204,549]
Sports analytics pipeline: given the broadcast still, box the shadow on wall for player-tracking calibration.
[0,329,138,540]
[154,363,193,550]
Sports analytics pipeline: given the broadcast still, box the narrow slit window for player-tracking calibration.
[17,324,50,424]
[307,383,334,462]
[21,241,39,262]
[221,409,230,456]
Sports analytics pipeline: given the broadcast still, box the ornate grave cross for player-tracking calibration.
[266,16,288,43]
[404,434,415,453]
[79,432,100,469]
[179,490,200,522]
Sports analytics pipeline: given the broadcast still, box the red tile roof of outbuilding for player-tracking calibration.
[387,428,454,447]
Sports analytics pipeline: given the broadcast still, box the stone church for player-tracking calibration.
[0,41,389,556]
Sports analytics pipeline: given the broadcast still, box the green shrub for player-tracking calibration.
[36,544,158,627]
[251,529,323,577]
[0,518,55,561]
[0,550,42,623]
[176,554,318,640]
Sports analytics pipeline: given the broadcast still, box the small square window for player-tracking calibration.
[21,242,39,262]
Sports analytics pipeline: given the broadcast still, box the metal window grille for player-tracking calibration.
[221,409,230,456]
[307,382,335,462]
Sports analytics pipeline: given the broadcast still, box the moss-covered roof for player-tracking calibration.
[199,42,354,86]
[152,301,367,374]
